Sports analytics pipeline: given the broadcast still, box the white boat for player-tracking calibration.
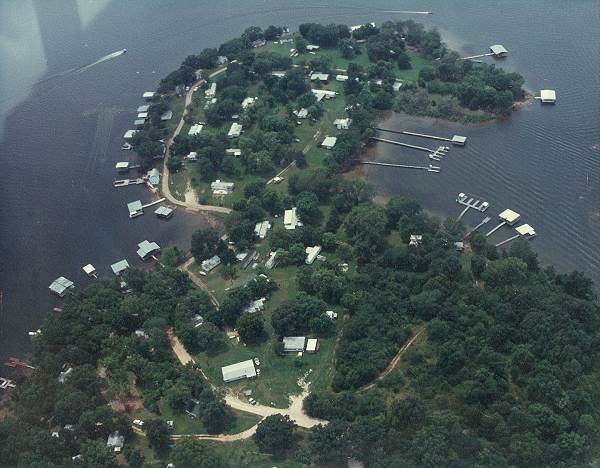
[121,142,133,150]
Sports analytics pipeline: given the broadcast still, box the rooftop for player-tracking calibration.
[283,336,306,352]
[49,277,74,296]
[155,206,174,218]
[137,240,160,259]
[489,44,508,55]
[306,338,318,352]
[498,209,521,224]
[222,360,257,382]
[321,136,337,148]
[516,224,536,237]
[111,259,130,276]
[540,89,556,103]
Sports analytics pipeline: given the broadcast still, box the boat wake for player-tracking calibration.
[75,49,127,74]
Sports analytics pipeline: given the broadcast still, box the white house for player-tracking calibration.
[283,336,306,352]
[228,122,243,138]
[310,72,329,82]
[241,97,256,109]
[284,207,300,230]
[333,118,351,130]
[201,255,221,272]
[306,338,319,353]
[312,89,337,101]
[305,245,322,264]
[321,136,337,149]
[336,74,349,82]
[188,124,203,136]
[205,82,217,98]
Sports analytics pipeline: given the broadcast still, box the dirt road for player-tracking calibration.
[178,257,219,307]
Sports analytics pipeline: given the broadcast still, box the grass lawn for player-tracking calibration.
[165,95,186,134]
[167,169,189,201]
[131,398,261,436]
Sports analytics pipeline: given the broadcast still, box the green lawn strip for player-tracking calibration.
[167,169,189,201]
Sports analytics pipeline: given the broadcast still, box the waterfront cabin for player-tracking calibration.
[306,338,319,353]
[284,207,300,230]
[321,136,337,149]
[211,179,234,195]
[110,259,130,276]
[333,118,351,130]
[516,224,536,239]
[452,135,467,146]
[205,82,217,98]
[221,360,257,383]
[49,277,74,297]
[336,74,349,82]
[305,245,322,265]
[82,264,97,278]
[127,200,143,218]
[227,122,243,138]
[539,89,556,104]
[123,129,138,140]
[155,206,174,219]
[137,240,160,260]
[489,44,508,57]
[142,91,155,99]
[160,110,173,121]
[137,104,150,113]
[310,72,329,82]
[201,255,221,272]
[283,336,306,353]
[498,209,521,225]
[188,124,203,136]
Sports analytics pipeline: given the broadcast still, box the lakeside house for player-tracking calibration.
[336,74,349,82]
[243,297,266,314]
[321,136,337,149]
[211,179,234,195]
[228,122,243,138]
[333,118,351,130]
[284,207,300,230]
[201,255,221,272]
[294,108,308,119]
[188,124,203,136]
[312,89,337,101]
[110,259,130,276]
[49,277,74,297]
[155,206,174,219]
[136,240,160,260]
[305,245,322,265]
[106,432,124,453]
[185,151,198,161]
[283,336,306,353]
[221,360,257,383]
[251,38,266,48]
[205,82,217,98]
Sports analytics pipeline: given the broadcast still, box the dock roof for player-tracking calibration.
[155,206,174,218]
[137,240,160,259]
[516,224,536,237]
[49,277,74,296]
[128,200,143,212]
[489,44,508,55]
[111,259,130,276]
[123,130,138,139]
[540,89,556,102]
[498,209,521,224]
[221,360,256,382]
[137,105,150,113]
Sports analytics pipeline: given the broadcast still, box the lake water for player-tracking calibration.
[0,0,598,361]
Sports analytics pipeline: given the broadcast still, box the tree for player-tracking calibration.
[191,228,221,261]
[253,414,296,455]
[167,156,183,172]
[343,203,388,258]
[79,439,117,468]
[236,313,266,344]
[296,191,321,225]
[124,447,145,467]
[171,438,227,468]
[144,419,171,454]
[202,400,233,434]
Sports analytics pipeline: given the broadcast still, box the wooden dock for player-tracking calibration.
[360,161,440,173]
[460,52,493,60]
[463,216,491,239]
[142,198,166,209]
[456,193,489,219]
[370,136,435,153]
[114,178,144,187]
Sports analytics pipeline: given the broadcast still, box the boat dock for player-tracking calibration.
[373,128,467,146]
[370,136,435,153]
[360,161,440,173]
[114,178,144,187]
[460,52,494,60]
[486,209,521,237]
[142,198,165,209]
[463,216,491,239]
[456,192,489,219]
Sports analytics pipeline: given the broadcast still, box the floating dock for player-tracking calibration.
[114,178,144,187]
[456,192,489,219]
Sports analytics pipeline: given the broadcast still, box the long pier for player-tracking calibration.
[114,178,144,187]
[485,221,507,237]
[463,216,491,239]
[360,161,440,173]
[370,137,435,153]
[142,198,166,209]
[375,127,453,143]
[460,52,493,60]
[495,234,520,247]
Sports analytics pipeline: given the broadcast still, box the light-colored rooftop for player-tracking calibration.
[155,206,174,218]
[188,124,203,136]
[283,336,306,352]
[489,44,508,55]
[137,105,150,113]
[321,136,337,149]
[111,259,130,276]
[498,209,521,224]
[123,130,138,139]
[306,338,318,352]
[137,240,160,259]
[82,264,96,275]
[540,89,556,103]
[222,360,256,382]
[49,277,74,296]
[516,224,536,237]
[228,122,243,138]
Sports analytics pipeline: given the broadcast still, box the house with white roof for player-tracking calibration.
[321,136,337,149]
[228,122,243,138]
[222,360,257,382]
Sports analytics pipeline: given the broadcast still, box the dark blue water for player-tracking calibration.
[0,0,598,361]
